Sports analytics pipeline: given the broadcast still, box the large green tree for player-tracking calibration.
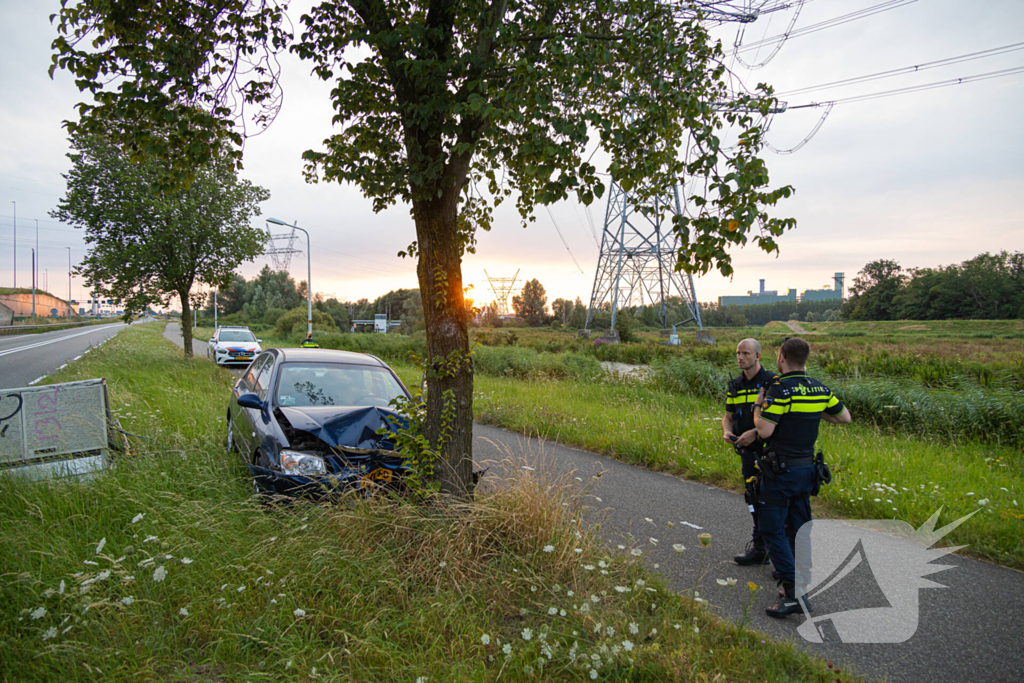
[512,278,548,326]
[53,0,794,495]
[842,259,906,321]
[52,134,269,357]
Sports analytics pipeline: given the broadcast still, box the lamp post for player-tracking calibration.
[31,248,35,318]
[67,247,72,317]
[11,201,15,288]
[266,217,313,338]
[35,219,39,296]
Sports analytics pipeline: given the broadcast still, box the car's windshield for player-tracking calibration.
[219,330,256,342]
[275,363,406,408]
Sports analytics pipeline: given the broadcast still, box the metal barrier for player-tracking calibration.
[0,320,113,337]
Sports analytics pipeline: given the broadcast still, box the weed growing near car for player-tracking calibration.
[0,324,849,682]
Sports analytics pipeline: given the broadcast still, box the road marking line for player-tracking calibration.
[0,324,122,358]
[72,355,82,361]
[29,377,44,385]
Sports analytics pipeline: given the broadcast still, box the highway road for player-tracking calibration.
[0,323,127,390]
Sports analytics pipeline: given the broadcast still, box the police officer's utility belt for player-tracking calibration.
[756,451,814,478]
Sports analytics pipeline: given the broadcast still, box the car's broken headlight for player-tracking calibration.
[280,450,326,476]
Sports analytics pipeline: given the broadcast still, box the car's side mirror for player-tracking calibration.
[257,338,263,343]
[237,393,263,410]
[209,338,216,343]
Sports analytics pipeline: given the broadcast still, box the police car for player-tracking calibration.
[208,326,263,366]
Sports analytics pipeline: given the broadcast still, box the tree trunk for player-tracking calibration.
[414,198,474,498]
[180,292,194,359]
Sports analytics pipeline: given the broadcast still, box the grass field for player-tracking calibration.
[0,324,850,683]
[196,320,1024,568]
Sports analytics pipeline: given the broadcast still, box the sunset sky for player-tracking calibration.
[1,0,1021,312]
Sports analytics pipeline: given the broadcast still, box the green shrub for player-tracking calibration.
[274,307,337,337]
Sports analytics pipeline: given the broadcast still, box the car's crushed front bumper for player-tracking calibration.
[246,448,407,497]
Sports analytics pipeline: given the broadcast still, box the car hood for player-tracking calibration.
[276,405,401,449]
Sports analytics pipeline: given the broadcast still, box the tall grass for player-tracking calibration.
[0,324,848,682]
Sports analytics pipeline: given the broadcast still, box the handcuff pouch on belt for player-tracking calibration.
[810,450,833,496]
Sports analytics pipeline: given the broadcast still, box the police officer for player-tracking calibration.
[722,338,777,566]
[300,332,319,348]
[753,337,851,618]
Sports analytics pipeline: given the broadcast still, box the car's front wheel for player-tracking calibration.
[226,412,235,452]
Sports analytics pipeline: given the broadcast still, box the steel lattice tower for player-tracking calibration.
[266,227,300,271]
[585,183,702,331]
[484,268,520,317]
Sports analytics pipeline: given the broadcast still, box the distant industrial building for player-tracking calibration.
[718,273,844,307]
[719,279,796,307]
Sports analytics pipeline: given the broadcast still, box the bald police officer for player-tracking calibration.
[723,338,777,566]
[754,337,851,618]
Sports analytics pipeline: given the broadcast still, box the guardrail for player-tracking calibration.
[0,320,116,337]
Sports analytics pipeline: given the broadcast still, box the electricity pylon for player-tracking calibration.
[585,183,701,331]
[484,269,520,317]
[266,225,300,272]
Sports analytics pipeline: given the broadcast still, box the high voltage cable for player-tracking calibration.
[734,0,804,70]
[788,65,1024,109]
[545,206,587,275]
[732,0,918,55]
[778,41,1024,96]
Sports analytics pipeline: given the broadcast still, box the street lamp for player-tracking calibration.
[266,217,313,338]
[67,247,72,317]
[10,201,15,288]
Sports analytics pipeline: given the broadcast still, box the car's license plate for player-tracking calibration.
[360,468,393,487]
[236,356,251,361]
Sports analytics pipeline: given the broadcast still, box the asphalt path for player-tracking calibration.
[0,322,127,390]
[164,323,1024,682]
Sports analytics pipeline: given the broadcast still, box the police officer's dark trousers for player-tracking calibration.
[738,448,762,545]
[758,464,815,585]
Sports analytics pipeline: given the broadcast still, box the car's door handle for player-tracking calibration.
[252,432,256,437]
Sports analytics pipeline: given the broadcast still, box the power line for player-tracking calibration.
[545,206,587,275]
[732,0,919,55]
[788,65,1024,109]
[778,41,1024,96]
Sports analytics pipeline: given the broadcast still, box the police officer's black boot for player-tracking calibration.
[766,581,812,618]
[733,539,768,566]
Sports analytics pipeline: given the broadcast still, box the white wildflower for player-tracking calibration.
[598,560,608,568]
[293,608,306,617]
[606,626,615,638]
[644,517,653,524]
[567,590,575,597]
[58,580,65,595]
[548,607,558,615]
[481,634,491,645]
[181,558,193,565]
[673,543,686,554]
[978,499,989,506]
[630,549,642,557]
[143,536,158,543]
[649,538,658,545]
[522,628,533,641]
[716,579,727,586]
[591,595,600,603]
[583,564,595,571]
[83,560,98,566]
[152,566,167,583]
[95,538,106,554]
[617,544,626,550]
[30,607,47,620]
[131,513,145,524]
[179,607,188,617]
[543,545,554,553]
[123,575,135,583]
[121,596,134,606]
[237,586,246,593]
[502,643,512,655]
[42,627,58,641]
[560,609,567,616]
[635,579,646,587]
[574,548,583,554]
[590,669,598,680]
[966,492,975,496]
[629,622,639,635]
[726,578,737,587]
[439,561,447,568]
[615,586,629,593]
[531,585,537,592]
[622,639,634,652]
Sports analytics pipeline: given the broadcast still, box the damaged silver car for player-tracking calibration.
[226,348,411,496]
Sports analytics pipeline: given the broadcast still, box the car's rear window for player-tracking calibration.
[275,363,406,408]
[219,330,256,342]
